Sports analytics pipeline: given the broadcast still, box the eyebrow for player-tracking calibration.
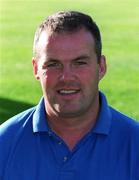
[42,58,60,66]
[72,55,90,61]
[46,58,60,62]
[46,55,90,62]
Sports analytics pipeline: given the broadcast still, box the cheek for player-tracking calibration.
[79,68,99,82]
[39,70,58,89]
[80,70,99,92]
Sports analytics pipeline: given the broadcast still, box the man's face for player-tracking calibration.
[33,28,106,118]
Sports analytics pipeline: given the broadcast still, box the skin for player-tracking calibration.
[32,28,106,150]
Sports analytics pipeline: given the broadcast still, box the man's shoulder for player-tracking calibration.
[0,107,37,178]
[110,106,139,135]
[0,107,36,137]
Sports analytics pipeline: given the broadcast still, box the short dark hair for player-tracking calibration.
[33,11,102,60]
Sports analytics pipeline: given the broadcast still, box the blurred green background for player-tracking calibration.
[0,0,139,124]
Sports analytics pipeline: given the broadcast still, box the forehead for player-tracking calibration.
[37,28,96,59]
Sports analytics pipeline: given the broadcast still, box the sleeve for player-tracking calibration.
[0,122,12,179]
[0,119,20,179]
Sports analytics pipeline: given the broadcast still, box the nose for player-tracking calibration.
[59,65,75,82]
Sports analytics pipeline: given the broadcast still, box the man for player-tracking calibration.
[0,11,139,180]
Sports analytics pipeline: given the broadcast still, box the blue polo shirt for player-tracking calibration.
[0,92,139,180]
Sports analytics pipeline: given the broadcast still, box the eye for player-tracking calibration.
[47,62,58,67]
[45,60,62,69]
[74,60,88,66]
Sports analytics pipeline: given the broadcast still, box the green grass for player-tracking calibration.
[0,0,139,123]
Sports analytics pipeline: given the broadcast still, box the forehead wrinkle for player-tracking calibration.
[48,28,95,47]
[37,29,96,62]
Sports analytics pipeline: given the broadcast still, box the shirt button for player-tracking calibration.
[63,156,68,162]
[58,141,62,145]
[48,132,52,136]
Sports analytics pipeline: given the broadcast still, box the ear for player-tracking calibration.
[98,55,107,80]
[32,57,40,80]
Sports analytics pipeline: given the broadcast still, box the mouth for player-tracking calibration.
[57,89,80,95]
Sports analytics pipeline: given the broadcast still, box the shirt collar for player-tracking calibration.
[33,92,112,135]
[92,92,112,135]
[33,98,50,133]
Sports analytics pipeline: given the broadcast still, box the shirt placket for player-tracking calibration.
[48,131,76,179]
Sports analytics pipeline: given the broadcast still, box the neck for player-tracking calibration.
[46,96,100,150]
[49,118,98,151]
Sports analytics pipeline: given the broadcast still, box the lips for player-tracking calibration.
[57,89,80,95]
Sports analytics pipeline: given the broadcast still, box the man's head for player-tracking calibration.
[32,11,106,120]
[33,11,102,61]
